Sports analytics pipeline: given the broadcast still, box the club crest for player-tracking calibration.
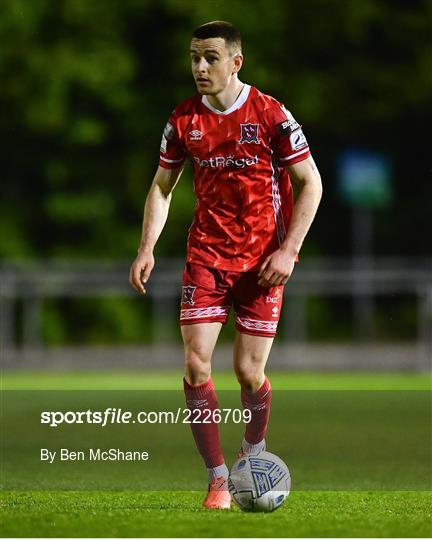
[181,285,196,305]
[239,123,260,144]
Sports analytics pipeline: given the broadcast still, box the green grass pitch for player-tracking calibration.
[1,370,431,538]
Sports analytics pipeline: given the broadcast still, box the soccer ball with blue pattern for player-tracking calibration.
[228,451,291,512]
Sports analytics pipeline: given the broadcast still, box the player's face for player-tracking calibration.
[190,37,241,95]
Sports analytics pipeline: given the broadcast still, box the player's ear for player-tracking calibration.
[232,53,243,74]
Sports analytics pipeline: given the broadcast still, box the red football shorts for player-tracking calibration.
[180,263,284,338]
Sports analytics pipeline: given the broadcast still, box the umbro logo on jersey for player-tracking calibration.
[239,123,260,144]
[189,129,202,141]
[181,285,196,305]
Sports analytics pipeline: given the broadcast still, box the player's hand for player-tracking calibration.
[257,249,296,287]
[129,249,155,294]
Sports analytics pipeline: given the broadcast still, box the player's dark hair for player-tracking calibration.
[192,21,241,54]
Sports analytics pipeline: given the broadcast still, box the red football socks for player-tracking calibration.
[183,377,225,468]
[241,376,272,445]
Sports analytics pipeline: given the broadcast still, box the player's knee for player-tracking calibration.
[235,364,263,392]
[185,361,211,386]
[184,348,211,385]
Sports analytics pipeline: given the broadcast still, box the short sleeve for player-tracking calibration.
[269,104,311,165]
[158,111,186,169]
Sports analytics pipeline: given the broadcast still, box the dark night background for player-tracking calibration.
[1,0,431,346]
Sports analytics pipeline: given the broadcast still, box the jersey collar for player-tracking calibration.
[201,84,251,115]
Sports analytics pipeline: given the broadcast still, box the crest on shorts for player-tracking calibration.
[239,123,260,144]
[181,285,196,305]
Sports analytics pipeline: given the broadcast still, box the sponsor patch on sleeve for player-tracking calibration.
[160,120,175,153]
[160,134,167,153]
[289,129,308,151]
[277,118,300,136]
[277,105,300,136]
[163,122,174,141]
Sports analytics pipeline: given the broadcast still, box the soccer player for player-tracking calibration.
[129,21,322,509]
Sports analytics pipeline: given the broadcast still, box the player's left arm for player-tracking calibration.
[258,156,322,287]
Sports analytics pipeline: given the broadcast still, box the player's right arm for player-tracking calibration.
[129,164,184,294]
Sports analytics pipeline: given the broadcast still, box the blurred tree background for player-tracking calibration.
[1,0,431,345]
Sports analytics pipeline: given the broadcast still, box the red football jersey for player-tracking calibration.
[159,84,311,271]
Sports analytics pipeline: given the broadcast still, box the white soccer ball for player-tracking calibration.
[228,451,291,512]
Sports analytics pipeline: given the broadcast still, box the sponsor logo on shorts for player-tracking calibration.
[272,306,279,318]
[266,289,281,303]
[181,285,196,305]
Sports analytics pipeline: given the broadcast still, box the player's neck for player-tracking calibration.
[206,79,245,112]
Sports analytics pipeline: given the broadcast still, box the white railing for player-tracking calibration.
[1,258,431,368]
